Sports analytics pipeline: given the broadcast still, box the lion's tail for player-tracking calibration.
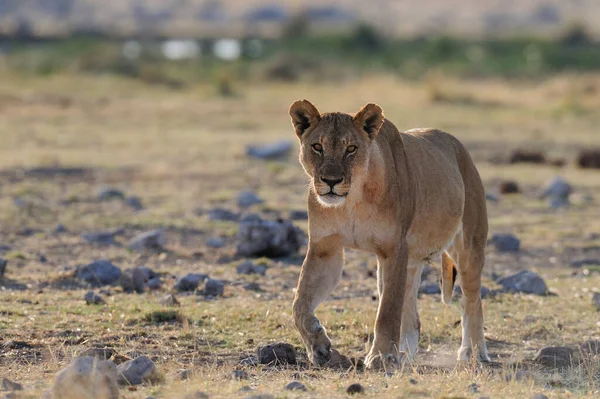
[441,251,457,305]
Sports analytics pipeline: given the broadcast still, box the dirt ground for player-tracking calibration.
[0,73,599,398]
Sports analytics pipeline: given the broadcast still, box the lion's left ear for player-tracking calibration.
[353,103,384,139]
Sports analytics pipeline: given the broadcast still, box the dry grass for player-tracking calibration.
[0,71,599,398]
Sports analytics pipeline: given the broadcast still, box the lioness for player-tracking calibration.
[289,100,489,370]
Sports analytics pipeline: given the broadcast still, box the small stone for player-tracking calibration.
[174,273,208,292]
[54,224,67,234]
[181,391,209,399]
[236,261,267,276]
[238,191,264,208]
[236,214,305,258]
[244,395,274,399]
[2,377,23,391]
[593,292,600,311]
[409,378,417,385]
[240,356,258,367]
[497,270,548,295]
[125,196,143,211]
[489,233,520,252]
[132,268,146,293]
[284,381,306,391]
[147,277,163,290]
[159,294,180,307]
[533,346,578,369]
[52,356,119,399]
[257,342,296,365]
[81,231,119,245]
[498,180,520,194]
[84,291,106,305]
[207,208,239,221]
[97,187,126,201]
[532,395,548,399]
[206,237,225,248]
[204,279,225,297]
[178,369,193,380]
[0,258,6,277]
[78,347,115,360]
[328,348,355,370]
[468,383,479,393]
[243,282,262,292]
[570,259,600,268]
[239,386,253,393]
[289,210,308,220]
[485,193,499,202]
[117,356,158,385]
[346,383,364,395]
[580,339,600,355]
[128,230,165,252]
[246,140,293,160]
[418,282,441,295]
[540,176,572,207]
[232,369,248,380]
[76,260,122,286]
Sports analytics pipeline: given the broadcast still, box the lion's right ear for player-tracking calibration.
[289,100,321,139]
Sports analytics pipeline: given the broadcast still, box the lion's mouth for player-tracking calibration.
[323,191,347,198]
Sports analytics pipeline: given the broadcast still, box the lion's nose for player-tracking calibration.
[321,177,343,188]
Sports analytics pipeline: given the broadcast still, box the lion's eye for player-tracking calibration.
[346,145,357,154]
[312,143,323,153]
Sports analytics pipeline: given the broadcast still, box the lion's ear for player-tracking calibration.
[289,100,321,139]
[354,103,384,139]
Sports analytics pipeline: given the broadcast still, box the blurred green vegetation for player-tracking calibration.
[2,22,600,87]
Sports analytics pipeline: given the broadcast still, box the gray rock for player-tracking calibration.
[257,342,296,365]
[243,282,262,292]
[497,270,548,295]
[485,193,499,203]
[125,196,144,211]
[570,258,600,268]
[489,233,520,252]
[174,273,208,292]
[244,395,274,399]
[84,291,106,305]
[593,292,600,311]
[54,224,67,234]
[78,348,115,361]
[81,230,121,245]
[204,279,225,297]
[533,346,578,369]
[207,208,239,221]
[2,377,22,391]
[136,266,158,280]
[532,395,548,399]
[206,237,225,248]
[182,392,209,399]
[238,191,264,208]
[159,294,180,307]
[0,258,6,277]
[52,356,119,399]
[236,261,267,276]
[240,356,258,366]
[236,214,305,258]
[246,140,293,159]
[178,369,194,380]
[121,268,146,294]
[580,339,600,355]
[540,176,572,208]
[284,381,306,391]
[128,230,165,252]
[97,187,126,201]
[232,369,248,380]
[346,383,364,395]
[147,277,163,290]
[117,356,158,385]
[76,260,122,286]
[289,210,308,220]
[418,283,441,295]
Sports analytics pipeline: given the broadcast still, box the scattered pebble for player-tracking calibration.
[236,261,267,276]
[177,369,194,380]
[533,346,578,369]
[580,339,600,355]
[532,395,548,399]
[54,224,67,234]
[232,369,248,380]
[540,176,572,208]
[257,342,297,366]
[84,291,106,305]
[52,356,119,399]
[204,279,225,297]
[496,270,548,296]
[81,230,121,245]
[159,294,180,307]
[76,259,122,286]
[239,356,258,367]
[128,230,165,252]
[593,292,600,311]
[78,347,115,361]
[489,233,520,252]
[468,382,479,393]
[174,273,208,292]
[0,258,6,277]
[346,383,364,395]
[289,210,308,220]
[246,140,293,160]
[97,187,126,201]
[125,196,144,211]
[498,180,520,194]
[284,381,306,391]
[243,282,262,292]
[206,237,226,248]
[418,282,441,295]
[182,391,209,399]
[236,214,305,258]
[2,377,23,391]
[238,191,264,208]
[207,208,239,222]
[147,277,163,290]
[117,356,159,385]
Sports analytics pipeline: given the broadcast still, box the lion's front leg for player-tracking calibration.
[292,237,343,367]
[366,242,408,370]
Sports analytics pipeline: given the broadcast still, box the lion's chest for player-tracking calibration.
[331,207,397,254]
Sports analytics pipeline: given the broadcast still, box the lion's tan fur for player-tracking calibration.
[290,100,489,369]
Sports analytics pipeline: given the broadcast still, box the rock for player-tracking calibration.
[97,187,126,201]
[284,381,306,391]
[125,196,143,211]
[289,210,308,220]
[84,291,106,305]
[54,224,67,234]
[540,176,572,208]
[497,270,548,295]
[468,383,479,393]
[0,258,6,277]
[78,348,115,361]
[117,356,158,385]
[532,394,549,399]
[505,370,535,382]
[244,395,274,399]
[257,342,296,366]
[128,230,165,252]
[238,191,264,208]
[246,140,293,160]
[580,339,600,355]
[418,282,441,295]
[328,348,358,370]
[498,180,520,194]
[243,282,262,292]
[570,258,600,268]
[206,237,225,248]
[174,273,208,292]
[409,378,417,385]
[533,346,578,369]
[121,268,146,294]
[240,356,258,367]
[236,261,267,276]
[485,193,499,203]
[204,279,225,297]
[159,294,180,307]
[177,369,194,380]
[576,149,600,169]
[147,277,163,290]
[236,214,305,258]
[489,233,520,252]
[181,392,209,399]
[76,260,122,286]
[52,356,119,399]
[207,208,239,221]
[593,292,600,311]
[81,230,122,245]
[346,383,364,395]
[232,369,248,380]
[136,266,158,280]
[509,150,546,164]
[1,378,22,391]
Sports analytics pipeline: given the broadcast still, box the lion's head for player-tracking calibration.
[289,100,385,207]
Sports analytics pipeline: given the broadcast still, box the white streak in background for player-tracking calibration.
[213,39,241,61]
[161,40,200,60]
